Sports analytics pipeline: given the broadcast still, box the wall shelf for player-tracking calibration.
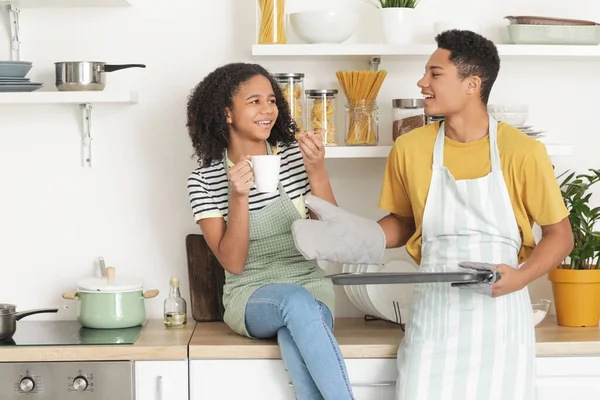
[0,91,139,167]
[252,44,600,60]
[0,0,131,7]
[324,142,573,159]
[0,90,138,104]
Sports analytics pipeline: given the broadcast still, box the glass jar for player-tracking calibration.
[345,99,379,146]
[392,99,425,141]
[257,0,286,44]
[273,73,305,131]
[306,89,338,146]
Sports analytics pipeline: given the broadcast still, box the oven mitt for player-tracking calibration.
[291,195,386,265]
[451,261,501,297]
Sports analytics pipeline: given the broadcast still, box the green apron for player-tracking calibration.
[221,143,335,338]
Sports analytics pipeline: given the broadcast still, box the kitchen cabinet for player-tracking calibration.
[135,360,189,400]
[535,356,600,400]
[189,356,600,400]
[189,358,397,400]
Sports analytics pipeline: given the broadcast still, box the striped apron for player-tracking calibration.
[396,115,536,400]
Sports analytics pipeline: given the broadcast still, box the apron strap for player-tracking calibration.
[432,115,500,170]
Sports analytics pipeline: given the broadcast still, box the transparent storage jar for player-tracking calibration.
[257,0,287,44]
[306,89,338,146]
[273,73,305,131]
[345,99,379,146]
[392,99,425,141]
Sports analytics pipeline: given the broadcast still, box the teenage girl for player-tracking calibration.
[186,62,355,400]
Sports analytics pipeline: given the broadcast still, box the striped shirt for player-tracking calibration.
[187,142,311,221]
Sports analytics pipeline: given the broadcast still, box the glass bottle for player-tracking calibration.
[164,276,187,328]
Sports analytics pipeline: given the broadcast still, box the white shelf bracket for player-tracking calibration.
[4,4,21,61]
[369,56,380,71]
[79,103,93,167]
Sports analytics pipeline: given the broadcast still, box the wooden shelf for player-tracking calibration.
[0,0,132,6]
[0,90,138,104]
[324,143,572,159]
[252,44,600,59]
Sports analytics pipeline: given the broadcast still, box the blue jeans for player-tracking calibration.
[245,283,355,400]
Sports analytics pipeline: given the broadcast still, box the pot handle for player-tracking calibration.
[62,292,78,300]
[143,289,159,299]
[13,306,64,321]
[104,64,147,72]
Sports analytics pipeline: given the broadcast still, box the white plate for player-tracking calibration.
[366,259,418,325]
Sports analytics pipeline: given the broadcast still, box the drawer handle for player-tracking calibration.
[289,381,395,388]
[156,376,163,400]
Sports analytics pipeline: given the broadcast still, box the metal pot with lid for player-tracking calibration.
[55,61,146,91]
[62,266,159,329]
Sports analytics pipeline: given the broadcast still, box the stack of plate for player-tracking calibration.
[342,258,418,327]
[515,125,546,139]
[0,61,43,92]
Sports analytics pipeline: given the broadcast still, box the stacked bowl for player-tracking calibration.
[0,61,42,92]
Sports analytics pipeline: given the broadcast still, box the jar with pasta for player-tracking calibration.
[257,0,286,44]
[305,89,338,146]
[392,98,425,141]
[345,99,379,146]
[273,73,305,131]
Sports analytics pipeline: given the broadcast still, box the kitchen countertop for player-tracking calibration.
[189,316,600,359]
[0,320,196,362]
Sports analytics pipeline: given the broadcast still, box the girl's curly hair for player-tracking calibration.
[186,63,297,167]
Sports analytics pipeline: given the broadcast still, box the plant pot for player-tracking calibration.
[380,7,415,45]
[548,267,600,327]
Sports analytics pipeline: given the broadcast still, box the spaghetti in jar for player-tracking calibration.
[257,0,286,44]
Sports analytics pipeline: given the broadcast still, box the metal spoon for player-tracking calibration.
[98,257,106,277]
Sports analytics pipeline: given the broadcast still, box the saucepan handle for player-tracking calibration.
[13,306,65,321]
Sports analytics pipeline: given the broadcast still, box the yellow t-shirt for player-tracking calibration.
[378,121,569,265]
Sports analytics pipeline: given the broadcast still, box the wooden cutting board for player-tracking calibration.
[185,234,225,322]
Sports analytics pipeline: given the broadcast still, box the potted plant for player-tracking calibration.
[549,168,600,327]
[364,0,419,44]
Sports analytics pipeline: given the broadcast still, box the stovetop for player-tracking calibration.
[0,320,146,346]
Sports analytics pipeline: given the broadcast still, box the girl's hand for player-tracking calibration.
[228,156,254,197]
[298,131,326,174]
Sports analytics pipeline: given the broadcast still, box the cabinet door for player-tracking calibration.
[536,356,600,400]
[345,358,397,400]
[190,359,294,400]
[135,360,188,400]
[190,358,398,400]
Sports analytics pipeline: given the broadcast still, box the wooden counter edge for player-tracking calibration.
[0,319,196,362]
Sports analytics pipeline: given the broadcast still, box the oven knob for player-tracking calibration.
[73,376,89,391]
[19,377,35,392]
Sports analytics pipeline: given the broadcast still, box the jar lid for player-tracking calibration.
[272,73,305,80]
[392,99,424,108]
[305,89,338,97]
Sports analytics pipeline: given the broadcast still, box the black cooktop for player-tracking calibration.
[0,320,146,346]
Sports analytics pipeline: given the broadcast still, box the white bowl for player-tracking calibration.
[532,299,551,327]
[289,9,359,44]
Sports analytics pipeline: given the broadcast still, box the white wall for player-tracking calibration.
[0,0,597,321]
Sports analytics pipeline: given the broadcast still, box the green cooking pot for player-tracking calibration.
[62,267,159,329]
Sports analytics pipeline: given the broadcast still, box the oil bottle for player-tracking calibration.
[163,276,187,328]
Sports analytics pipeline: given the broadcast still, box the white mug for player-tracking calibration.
[246,155,281,193]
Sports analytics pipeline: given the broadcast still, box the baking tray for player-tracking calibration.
[326,271,494,286]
